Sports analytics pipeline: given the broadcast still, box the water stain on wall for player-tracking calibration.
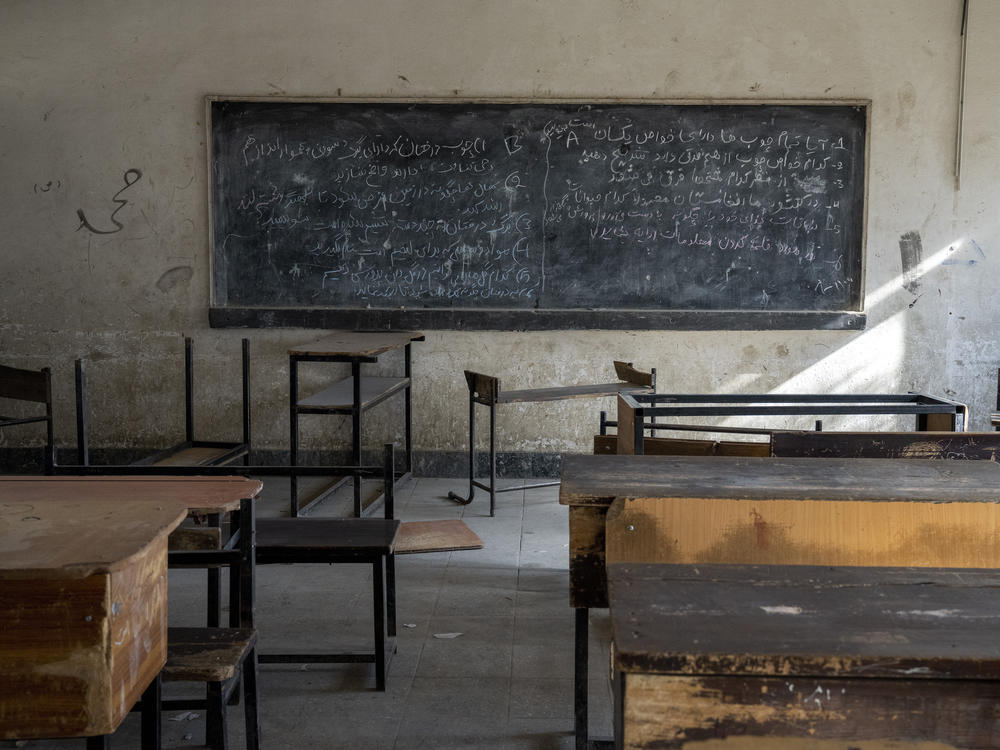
[155,266,193,293]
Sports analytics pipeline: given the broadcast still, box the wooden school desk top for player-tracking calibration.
[609,562,1000,679]
[0,474,263,516]
[609,562,1000,749]
[559,454,1000,507]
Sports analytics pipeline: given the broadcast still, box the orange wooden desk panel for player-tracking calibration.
[0,475,262,740]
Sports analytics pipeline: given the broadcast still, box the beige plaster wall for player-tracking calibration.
[1,0,998,461]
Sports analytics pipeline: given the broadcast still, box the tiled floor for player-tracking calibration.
[6,476,613,749]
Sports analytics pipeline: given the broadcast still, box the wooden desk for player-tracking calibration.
[609,563,1000,749]
[0,476,262,742]
[559,454,1000,750]
[288,330,424,517]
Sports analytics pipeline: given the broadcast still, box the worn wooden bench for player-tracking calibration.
[448,361,655,516]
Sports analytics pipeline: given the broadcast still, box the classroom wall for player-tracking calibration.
[2,1,998,469]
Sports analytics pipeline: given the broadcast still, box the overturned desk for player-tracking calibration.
[289,331,424,517]
[448,361,654,516]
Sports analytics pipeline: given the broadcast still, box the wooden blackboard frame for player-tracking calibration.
[207,96,870,331]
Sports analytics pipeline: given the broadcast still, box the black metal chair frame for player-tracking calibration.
[159,495,259,750]
[256,444,399,691]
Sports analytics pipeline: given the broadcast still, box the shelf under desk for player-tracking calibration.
[297,376,411,413]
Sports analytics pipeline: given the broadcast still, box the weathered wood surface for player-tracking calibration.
[604,493,1000,569]
[0,475,263,516]
[0,503,178,739]
[611,563,1000,749]
[561,454,1000,608]
[621,673,1000,749]
[0,498,187,580]
[594,433,770,457]
[395,519,484,554]
[164,627,256,683]
[287,330,424,358]
[559,454,1000,507]
[152,445,238,467]
[771,430,1000,460]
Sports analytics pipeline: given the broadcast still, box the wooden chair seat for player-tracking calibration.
[164,627,257,683]
[256,517,400,561]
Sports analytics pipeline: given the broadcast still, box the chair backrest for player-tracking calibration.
[0,364,54,473]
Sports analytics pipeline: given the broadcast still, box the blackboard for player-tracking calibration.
[209,98,868,330]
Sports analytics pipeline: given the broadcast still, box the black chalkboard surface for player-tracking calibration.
[209,99,868,330]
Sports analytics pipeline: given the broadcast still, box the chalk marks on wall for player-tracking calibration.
[76,168,143,235]
[33,180,62,193]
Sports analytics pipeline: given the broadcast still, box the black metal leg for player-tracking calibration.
[575,607,589,750]
[404,343,413,476]
[243,647,260,750]
[352,359,362,518]
[373,555,386,691]
[206,682,227,750]
[289,356,299,517]
[140,672,161,750]
[488,399,496,517]
[386,553,397,638]
[86,735,110,750]
[448,386,477,506]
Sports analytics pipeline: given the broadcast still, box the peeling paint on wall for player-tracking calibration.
[898,231,923,293]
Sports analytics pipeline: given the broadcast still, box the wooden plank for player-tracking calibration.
[288,331,424,357]
[558,454,1000,507]
[609,564,1000,678]
[152,445,238,466]
[297,376,409,410]
[395,520,484,554]
[568,504,610,609]
[611,564,1000,749]
[0,475,263,516]
[168,526,222,551]
[164,627,256,683]
[771,430,1000,459]
[621,672,1000,750]
[613,360,655,388]
[604,493,1000,568]
[617,395,636,455]
[595,434,769,457]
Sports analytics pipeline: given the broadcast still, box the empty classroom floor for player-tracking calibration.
[4,476,613,750]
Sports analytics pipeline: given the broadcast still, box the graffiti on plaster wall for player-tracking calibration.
[76,168,143,235]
